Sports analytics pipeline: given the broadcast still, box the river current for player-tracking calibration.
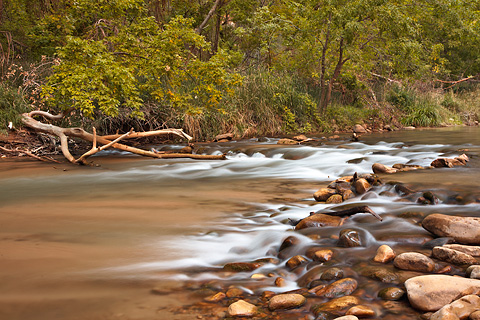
[0,126,479,319]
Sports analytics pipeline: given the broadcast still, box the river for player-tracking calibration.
[0,126,479,319]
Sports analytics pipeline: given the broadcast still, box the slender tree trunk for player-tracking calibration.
[211,0,223,53]
[318,16,331,113]
[322,37,349,111]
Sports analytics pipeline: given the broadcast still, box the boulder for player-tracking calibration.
[295,213,343,230]
[353,124,367,133]
[432,246,477,265]
[373,245,396,263]
[314,188,337,202]
[404,275,480,311]
[443,244,480,256]
[268,293,306,311]
[372,163,398,174]
[228,300,257,317]
[293,134,308,141]
[314,278,358,298]
[471,310,480,320]
[430,295,480,320]
[278,138,299,145]
[422,213,480,245]
[393,252,435,272]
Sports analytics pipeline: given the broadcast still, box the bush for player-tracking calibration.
[0,84,31,134]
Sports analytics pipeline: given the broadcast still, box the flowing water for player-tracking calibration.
[0,126,479,319]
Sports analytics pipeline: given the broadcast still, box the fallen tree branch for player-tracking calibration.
[0,145,60,163]
[21,111,225,164]
[102,128,193,141]
[317,205,382,221]
[435,75,478,90]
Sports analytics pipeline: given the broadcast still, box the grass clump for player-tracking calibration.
[0,84,31,134]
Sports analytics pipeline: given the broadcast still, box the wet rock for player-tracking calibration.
[226,287,244,298]
[372,163,398,174]
[204,292,226,302]
[431,155,468,168]
[338,229,362,247]
[295,213,343,230]
[346,305,375,317]
[321,267,345,281]
[335,181,353,194]
[353,178,371,194]
[353,124,367,134]
[315,278,358,298]
[327,194,344,204]
[251,273,267,279]
[443,244,480,256]
[342,190,356,201]
[422,213,480,245]
[314,188,338,202]
[275,277,286,287]
[466,265,480,279]
[429,294,480,320]
[373,245,396,263]
[311,249,334,262]
[268,293,306,310]
[360,266,399,284]
[286,255,308,270]
[279,236,300,252]
[422,237,455,249]
[404,275,480,311]
[278,138,299,145]
[393,252,435,272]
[378,287,405,300]
[228,300,257,317]
[293,134,308,141]
[432,246,477,265]
[312,296,360,316]
[223,262,262,272]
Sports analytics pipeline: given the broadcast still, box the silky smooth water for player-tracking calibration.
[0,126,479,319]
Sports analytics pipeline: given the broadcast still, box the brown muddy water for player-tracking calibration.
[0,126,479,320]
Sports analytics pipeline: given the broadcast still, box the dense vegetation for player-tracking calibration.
[1,0,479,139]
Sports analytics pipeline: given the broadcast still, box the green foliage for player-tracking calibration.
[387,86,416,111]
[401,101,441,127]
[0,85,31,134]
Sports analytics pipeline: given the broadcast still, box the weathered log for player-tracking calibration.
[316,205,382,221]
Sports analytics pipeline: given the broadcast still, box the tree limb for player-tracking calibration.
[196,0,223,34]
[316,205,382,221]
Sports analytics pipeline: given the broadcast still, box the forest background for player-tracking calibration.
[0,0,479,141]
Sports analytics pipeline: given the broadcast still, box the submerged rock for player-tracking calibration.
[404,275,480,311]
[422,213,480,244]
[312,296,360,316]
[286,255,308,270]
[223,262,262,272]
[338,229,363,247]
[314,278,358,298]
[393,252,435,272]
[295,213,343,230]
[346,305,375,317]
[268,293,306,310]
[378,287,405,301]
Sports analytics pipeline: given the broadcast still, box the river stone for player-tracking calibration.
[429,294,480,320]
[228,300,257,317]
[432,246,477,265]
[378,287,405,300]
[372,163,398,174]
[321,267,345,281]
[393,252,435,272]
[339,229,362,247]
[224,262,262,272]
[342,190,356,201]
[471,311,480,320]
[431,157,465,168]
[312,249,334,262]
[204,292,226,302]
[226,287,244,298]
[268,293,306,310]
[404,275,480,311]
[286,255,308,270]
[466,265,480,279]
[312,296,360,316]
[422,213,480,245]
[443,244,480,256]
[314,188,337,202]
[278,138,298,145]
[293,134,308,141]
[295,213,343,230]
[315,278,358,298]
[353,124,367,133]
[275,277,286,287]
[279,235,300,252]
[423,237,455,249]
[353,178,371,194]
[346,305,375,317]
[373,245,396,263]
[327,194,344,204]
[359,266,399,284]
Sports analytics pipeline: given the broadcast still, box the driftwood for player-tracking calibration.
[21,110,226,164]
[0,145,60,163]
[318,205,382,221]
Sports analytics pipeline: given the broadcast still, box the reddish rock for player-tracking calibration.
[295,213,343,230]
[314,188,337,202]
[422,213,480,245]
[432,246,477,265]
[393,252,435,272]
[373,245,396,263]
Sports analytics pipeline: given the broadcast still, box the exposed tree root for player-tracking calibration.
[21,110,226,164]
